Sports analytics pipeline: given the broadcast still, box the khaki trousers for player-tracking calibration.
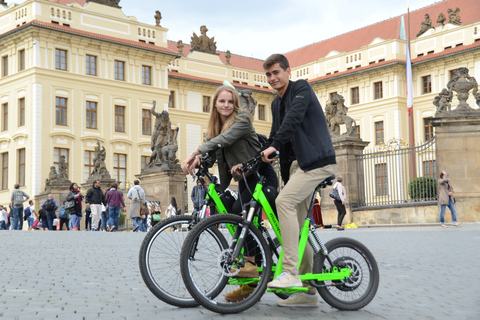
[276,161,336,275]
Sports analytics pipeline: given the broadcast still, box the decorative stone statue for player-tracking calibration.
[0,1,7,6]
[325,94,357,136]
[90,139,110,178]
[417,14,433,37]
[146,101,180,171]
[190,25,217,54]
[225,50,231,65]
[58,155,69,181]
[433,88,452,113]
[237,88,256,116]
[87,0,121,8]
[445,67,478,111]
[154,10,162,27]
[437,13,446,26]
[177,40,184,55]
[45,166,59,186]
[447,8,461,25]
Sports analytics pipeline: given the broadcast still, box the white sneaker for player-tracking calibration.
[277,292,319,307]
[267,271,302,288]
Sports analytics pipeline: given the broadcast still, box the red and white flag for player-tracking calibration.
[406,43,413,115]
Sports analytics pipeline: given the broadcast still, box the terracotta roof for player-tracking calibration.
[168,71,273,94]
[16,20,177,55]
[285,0,480,67]
[167,41,265,72]
[412,40,480,63]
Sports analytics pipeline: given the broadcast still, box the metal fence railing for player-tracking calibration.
[356,136,437,207]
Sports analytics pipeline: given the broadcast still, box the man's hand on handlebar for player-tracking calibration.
[261,146,277,163]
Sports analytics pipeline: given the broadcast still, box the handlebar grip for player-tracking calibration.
[267,150,279,159]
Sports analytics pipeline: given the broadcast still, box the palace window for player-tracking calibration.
[1,152,8,190]
[19,50,25,71]
[375,121,384,145]
[2,56,7,76]
[86,101,97,129]
[54,148,69,175]
[142,109,151,135]
[114,60,124,80]
[258,104,265,120]
[115,106,125,132]
[375,163,388,196]
[169,91,175,108]
[203,96,211,113]
[84,151,95,182]
[351,87,359,104]
[422,75,432,94]
[55,49,67,70]
[423,160,437,178]
[55,97,67,125]
[18,148,25,187]
[141,156,149,172]
[86,55,97,76]
[113,153,126,182]
[355,125,361,139]
[374,81,383,99]
[424,117,433,141]
[2,103,7,131]
[18,98,25,127]
[142,65,151,85]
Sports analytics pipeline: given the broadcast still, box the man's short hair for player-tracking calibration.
[134,180,140,185]
[14,183,20,189]
[263,54,290,71]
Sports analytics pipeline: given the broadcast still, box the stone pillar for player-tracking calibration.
[430,113,480,222]
[135,170,186,218]
[321,136,369,226]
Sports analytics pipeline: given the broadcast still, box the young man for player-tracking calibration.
[85,180,105,232]
[262,54,336,307]
[10,183,30,230]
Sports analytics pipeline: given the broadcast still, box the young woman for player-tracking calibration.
[438,170,459,227]
[38,208,48,231]
[105,182,126,232]
[165,197,178,231]
[66,182,83,231]
[182,85,278,302]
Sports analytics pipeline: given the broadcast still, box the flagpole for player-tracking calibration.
[407,1,416,180]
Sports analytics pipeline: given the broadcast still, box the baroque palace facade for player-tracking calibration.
[0,0,479,208]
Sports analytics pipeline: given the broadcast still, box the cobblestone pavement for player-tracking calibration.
[1,223,480,320]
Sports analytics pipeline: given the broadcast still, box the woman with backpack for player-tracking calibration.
[105,182,126,232]
[66,182,83,231]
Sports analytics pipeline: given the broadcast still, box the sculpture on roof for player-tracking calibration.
[325,94,357,137]
[145,101,180,171]
[177,40,184,55]
[447,8,461,25]
[225,50,231,65]
[433,88,452,113]
[436,13,446,26]
[238,89,257,116]
[0,1,7,6]
[417,14,433,37]
[154,10,162,27]
[445,67,478,112]
[87,0,121,8]
[190,25,217,54]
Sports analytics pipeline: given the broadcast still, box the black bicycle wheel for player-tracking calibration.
[139,215,224,307]
[313,237,379,310]
[180,214,272,314]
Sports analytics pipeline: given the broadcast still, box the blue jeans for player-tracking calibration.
[0,220,6,230]
[101,211,108,231]
[27,216,35,228]
[11,207,24,230]
[46,211,56,230]
[108,206,120,228]
[131,217,145,232]
[440,198,457,223]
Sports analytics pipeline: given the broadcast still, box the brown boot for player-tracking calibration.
[230,261,259,278]
[225,285,255,302]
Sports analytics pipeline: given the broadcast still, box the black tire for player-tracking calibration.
[139,215,223,307]
[313,237,379,310]
[180,214,272,314]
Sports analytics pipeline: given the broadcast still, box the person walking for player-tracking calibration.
[127,180,146,232]
[58,203,70,231]
[190,178,207,213]
[37,208,48,231]
[332,176,347,230]
[41,194,59,231]
[0,205,8,230]
[25,200,36,231]
[10,183,30,230]
[261,54,336,307]
[165,197,179,232]
[438,170,460,227]
[66,182,83,231]
[105,182,126,232]
[85,179,105,232]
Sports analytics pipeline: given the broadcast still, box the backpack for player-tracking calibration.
[24,206,31,218]
[58,206,67,219]
[44,199,55,211]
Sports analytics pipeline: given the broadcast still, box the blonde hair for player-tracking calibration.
[207,86,247,138]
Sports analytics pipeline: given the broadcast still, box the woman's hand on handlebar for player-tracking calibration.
[261,146,277,163]
[230,163,244,175]
[182,153,200,175]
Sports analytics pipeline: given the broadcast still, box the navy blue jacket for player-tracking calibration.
[267,80,336,182]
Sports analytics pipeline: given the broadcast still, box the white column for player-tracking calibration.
[31,83,43,195]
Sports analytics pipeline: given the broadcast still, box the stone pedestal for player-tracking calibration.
[34,181,72,213]
[430,113,480,222]
[321,136,369,226]
[136,169,186,218]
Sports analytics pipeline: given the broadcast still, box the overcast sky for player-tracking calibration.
[120,0,440,59]
[11,0,440,59]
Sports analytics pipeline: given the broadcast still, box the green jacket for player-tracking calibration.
[198,112,260,192]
